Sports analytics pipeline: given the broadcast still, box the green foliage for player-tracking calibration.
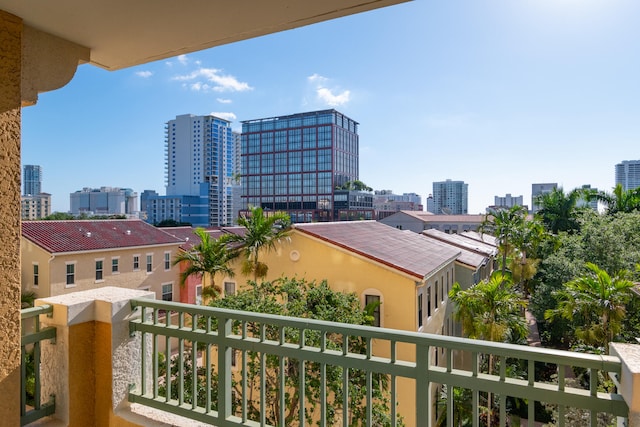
[172,228,237,302]
[335,180,373,192]
[209,277,404,426]
[449,272,528,344]
[593,183,640,215]
[42,212,76,220]
[156,219,192,227]
[545,263,634,351]
[535,187,583,234]
[226,206,291,281]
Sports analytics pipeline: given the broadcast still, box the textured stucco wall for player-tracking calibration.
[0,10,23,426]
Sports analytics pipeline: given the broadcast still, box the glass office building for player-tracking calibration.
[241,109,359,222]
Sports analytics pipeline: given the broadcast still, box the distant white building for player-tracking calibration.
[429,179,468,215]
[373,190,423,219]
[576,184,599,211]
[615,160,640,191]
[70,187,138,216]
[531,183,557,213]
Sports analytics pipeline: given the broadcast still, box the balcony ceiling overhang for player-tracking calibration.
[1,0,409,71]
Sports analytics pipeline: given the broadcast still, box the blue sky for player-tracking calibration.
[22,0,640,214]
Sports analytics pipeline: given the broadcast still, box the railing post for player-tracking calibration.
[609,342,640,426]
[218,315,233,420]
[36,287,154,425]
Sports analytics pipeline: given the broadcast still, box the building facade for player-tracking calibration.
[165,114,235,226]
[21,219,184,300]
[70,187,138,216]
[373,190,423,219]
[531,182,557,213]
[23,164,42,196]
[21,192,51,220]
[615,160,640,191]
[240,109,359,222]
[429,179,468,215]
[142,188,210,227]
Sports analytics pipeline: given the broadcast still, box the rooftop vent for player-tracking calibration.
[85,232,92,237]
[125,230,131,235]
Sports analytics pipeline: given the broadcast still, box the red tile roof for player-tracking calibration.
[22,220,184,253]
[160,226,226,251]
[293,221,461,279]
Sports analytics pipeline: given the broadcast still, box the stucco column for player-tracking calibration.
[37,287,155,426]
[0,10,23,426]
[610,343,640,427]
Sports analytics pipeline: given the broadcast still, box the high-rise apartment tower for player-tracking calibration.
[164,114,235,226]
[615,160,640,191]
[429,179,468,215]
[23,164,42,196]
[241,109,359,222]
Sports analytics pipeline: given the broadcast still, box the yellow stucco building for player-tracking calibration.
[21,219,184,301]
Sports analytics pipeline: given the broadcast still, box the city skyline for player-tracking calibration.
[21,1,640,214]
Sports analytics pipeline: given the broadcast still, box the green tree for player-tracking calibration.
[226,206,291,281]
[593,183,640,215]
[210,277,403,426]
[535,187,581,234]
[336,180,373,192]
[172,228,237,302]
[42,211,75,220]
[479,205,531,277]
[545,263,634,352]
[449,272,528,426]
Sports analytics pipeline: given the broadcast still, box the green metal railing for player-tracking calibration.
[20,304,56,426]
[128,298,629,426]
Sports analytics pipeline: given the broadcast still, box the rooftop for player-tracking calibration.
[22,219,184,253]
[294,221,460,279]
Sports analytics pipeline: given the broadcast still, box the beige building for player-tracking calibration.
[21,192,51,219]
[380,210,485,234]
[21,219,184,301]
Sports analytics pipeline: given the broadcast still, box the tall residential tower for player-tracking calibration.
[146,114,235,227]
[429,179,468,215]
[241,109,360,222]
[615,160,640,191]
[23,164,42,196]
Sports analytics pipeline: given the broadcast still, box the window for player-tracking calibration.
[162,283,173,302]
[365,294,381,327]
[112,257,119,273]
[435,281,439,309]
[224,282,236,296]
[133,255,140,271]
[427,287,431,317]
[441,276,445,303]
[196,285,203,305]
[146,254,153,273]
[164,252,171,270]
[418,293,423,327]
[66,263,75,286]
[95,260,103,281]
[33,263,39,287]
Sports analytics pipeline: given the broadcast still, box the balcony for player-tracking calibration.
[21,287,640,426]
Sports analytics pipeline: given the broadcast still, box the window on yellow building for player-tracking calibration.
[365,294,381,327]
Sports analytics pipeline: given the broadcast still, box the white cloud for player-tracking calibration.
[209,112,237,121]
[173,68,252,92]
[217,98,233,104]
[308,73,351,107]
[177,54,189,65]
[317,88,351,107]
[308,73,328,84]
[135,70,153,78]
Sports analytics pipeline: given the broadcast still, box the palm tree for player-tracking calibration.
[545,262,634,352]
[172,228,237,302]
[592,184,640,215]
[449,272,528,426]
[227,206,291,281]
[479,205,529,277]
[535,187,581,234]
